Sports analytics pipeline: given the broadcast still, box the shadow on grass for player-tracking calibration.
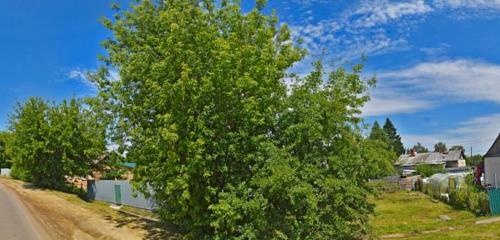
[22,182,90,201]
[104,211,181,240]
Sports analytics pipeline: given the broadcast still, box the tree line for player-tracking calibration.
[0,1,407,239]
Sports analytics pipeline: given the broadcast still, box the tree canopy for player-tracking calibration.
[90,0,384,238]
[412,142,429,153]
[383,118,405,156]
[0,131,12,168]
[450,145,465,152]
[434,142,448,153]
[369,121,389,143]
[9,97,106,189]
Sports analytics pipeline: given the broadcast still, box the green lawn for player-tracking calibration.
[370,191,500,239]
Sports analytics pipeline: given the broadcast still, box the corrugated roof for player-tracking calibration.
[485,134,500,158]
[396,150,464,166]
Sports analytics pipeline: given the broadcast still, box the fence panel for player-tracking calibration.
[88,180,155,210]
[489,188,500,215]
[0,168,10,177]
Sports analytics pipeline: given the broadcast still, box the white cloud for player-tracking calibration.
[290,0,500,61]
[347,0,433,28]
[361,95,433,117]
[379,59,500,103]
[68,69,97,92]
[433,0,500,9]
[402,113,500,154]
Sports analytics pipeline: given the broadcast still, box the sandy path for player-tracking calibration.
[0,178,146,240]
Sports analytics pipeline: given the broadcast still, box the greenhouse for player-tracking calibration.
[423,173,467,199]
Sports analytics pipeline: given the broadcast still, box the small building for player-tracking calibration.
[396,149,466,172]
[484,134,500,188]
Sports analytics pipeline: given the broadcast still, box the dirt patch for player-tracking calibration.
[0,178,177,240]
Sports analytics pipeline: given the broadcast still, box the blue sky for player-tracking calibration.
[2,1,500,154]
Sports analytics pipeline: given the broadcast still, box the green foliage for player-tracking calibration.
[91,0,382,238]
[467,154,483,166]
[449,186,489,216]
[450,145,465,152]
[412,142,429,153]
[0,131,12,168]
[416,164,445,177]
[369,121,389,143]
[434,142,447,153]
[9,97,106,189]
[361,139,396,179]
[383,118,405,156]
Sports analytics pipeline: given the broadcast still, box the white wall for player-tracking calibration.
[485,157,500,187]
[0,168,10,177]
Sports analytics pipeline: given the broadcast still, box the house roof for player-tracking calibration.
[486,134,500,158]
[396,150,464,166]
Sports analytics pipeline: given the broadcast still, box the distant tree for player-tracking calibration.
[0,132,12,168]
[467,154,483,166]
[413,142,429,153]
[450,145,465,152]
[434,142,448,153]
[361,139,396,179]
[383,118,405,156]
[369,121,389,143]
[416,164,445,177]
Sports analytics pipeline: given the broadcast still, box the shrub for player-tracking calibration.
[449,187,489,216]
[415,164,445,178]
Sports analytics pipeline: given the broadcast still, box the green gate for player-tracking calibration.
[488,189,500,215]
[114,185,122,205]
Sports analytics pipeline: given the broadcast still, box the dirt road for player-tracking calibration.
[0,177,174,240]
[0,183,50,239]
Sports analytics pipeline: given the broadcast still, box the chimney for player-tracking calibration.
[410,149,417,157]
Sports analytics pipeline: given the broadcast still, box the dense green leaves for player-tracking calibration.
[0,132,12,168]
[9,97,106,189]
[412,142,429,153]
[383,118,405,156]
[434,142,448,153]
[92,0,388,238]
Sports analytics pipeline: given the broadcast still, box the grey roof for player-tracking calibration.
[485,134,500,158]
[396,150,464,166]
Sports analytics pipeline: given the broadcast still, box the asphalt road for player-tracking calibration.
[0,183,46,240]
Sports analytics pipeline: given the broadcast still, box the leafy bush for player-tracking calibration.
[449,187,489,216]
[416,164,445,177]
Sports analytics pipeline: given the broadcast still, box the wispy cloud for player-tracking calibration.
[379,59,500,103]
[68,69,97,93]
[346,0,433,29]
[290,0,500,61]
[361,93,433,117]
[361,58,500,116]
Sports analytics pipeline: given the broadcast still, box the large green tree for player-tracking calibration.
[9,97,106,189]
[0,131,12,168]
[383,118,405,156]
[92,0,380,238]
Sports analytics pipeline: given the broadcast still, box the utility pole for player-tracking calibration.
[470,146,473,158]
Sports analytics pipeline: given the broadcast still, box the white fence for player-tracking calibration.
[87,180,155,210]
[0,168,10,177]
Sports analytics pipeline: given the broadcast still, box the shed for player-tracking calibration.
[485,134,500,187]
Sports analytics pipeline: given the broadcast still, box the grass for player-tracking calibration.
[370,191,500,239]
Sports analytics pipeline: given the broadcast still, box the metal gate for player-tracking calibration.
[488,188,500,215]
[114,185,122,205]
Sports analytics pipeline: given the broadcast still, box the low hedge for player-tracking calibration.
[449,187,489,216]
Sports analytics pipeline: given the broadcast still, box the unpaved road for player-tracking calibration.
[0,183,49,240]
[0,177,174,240]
